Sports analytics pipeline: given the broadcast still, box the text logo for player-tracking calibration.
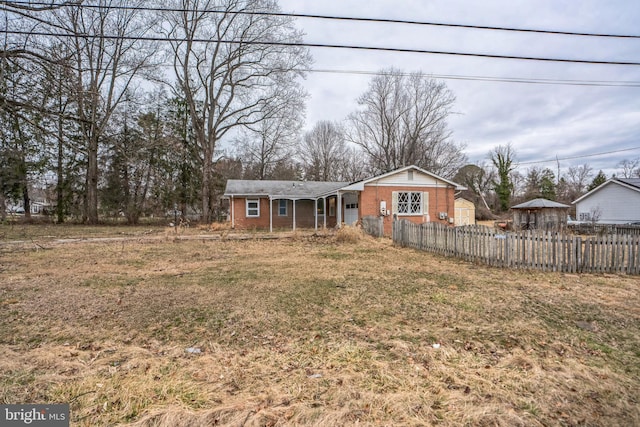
[1,405,69,426]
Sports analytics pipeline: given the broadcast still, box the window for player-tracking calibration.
[396,192,423,215]
[278,199,287,216]
[246,199,260,217]
[329,198,336,216]
[579,212,591,221]
[317,200,325,215]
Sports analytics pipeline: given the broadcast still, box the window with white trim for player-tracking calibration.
[278,199,287,216]
[579,212,591,221]
[246,199,260,217]
[397,192,423,215]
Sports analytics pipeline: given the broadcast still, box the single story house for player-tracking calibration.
[511,198,570,231]
[572,178,640,224]
[223,165,466,236]
[454,197,476,226]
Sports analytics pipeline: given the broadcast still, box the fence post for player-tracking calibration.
[402,220,407,247]
[576,236,582,273]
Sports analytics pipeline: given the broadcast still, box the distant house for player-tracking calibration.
[454,197,475,226]
[572,178,640,224]
[5,199,53,215]
[223,165,465,236]
[511,198,570,231]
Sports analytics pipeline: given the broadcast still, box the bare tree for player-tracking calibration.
[299,121,348,181]
[27,1,159,223]
[164,0,311,221]
[559,163,592,203]
[346,69,466,178]
[3,1,160,223]
[339,146,369,182]
[617,158,640,178]
[454,163,495,211]
[238,81,306,180]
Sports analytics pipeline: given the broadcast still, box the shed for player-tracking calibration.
[511,198,570,231]
[454,197,475,226]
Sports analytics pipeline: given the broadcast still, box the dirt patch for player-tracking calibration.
[0,229,638,426]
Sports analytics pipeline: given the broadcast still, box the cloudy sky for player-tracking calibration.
[277,0,640,176]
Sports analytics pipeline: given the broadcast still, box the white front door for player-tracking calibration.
[343,193,359,225]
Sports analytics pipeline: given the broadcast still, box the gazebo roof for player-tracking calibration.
[511,198,570,209]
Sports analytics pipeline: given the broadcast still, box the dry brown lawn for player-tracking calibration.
[0,224,638,426]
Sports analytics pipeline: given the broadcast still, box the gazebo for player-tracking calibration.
[511,198,570,231]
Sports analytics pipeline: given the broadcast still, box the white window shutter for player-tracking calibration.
[392,191,398,214]
[422,192,429,215]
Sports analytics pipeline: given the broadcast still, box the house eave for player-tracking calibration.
[572,179,640,205]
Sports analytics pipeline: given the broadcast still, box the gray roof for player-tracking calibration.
[618,178,640,189]
[224,179,348,199]
[511,198,570,209]
[572,177,640,205]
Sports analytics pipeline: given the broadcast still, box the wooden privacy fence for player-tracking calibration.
[393,220,640,275]
[361,215,384,238]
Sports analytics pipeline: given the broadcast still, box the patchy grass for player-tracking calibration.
[0,228,638,426]
[0,223,166,242]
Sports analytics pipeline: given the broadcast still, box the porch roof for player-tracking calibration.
[224,179,348,199]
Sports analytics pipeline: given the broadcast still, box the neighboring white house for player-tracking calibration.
[572,178,640,224]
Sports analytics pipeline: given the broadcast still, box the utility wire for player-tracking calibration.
[519,146,640,165]
[308,69,640,87]
[4,29,640,66]
[3,0,640,39]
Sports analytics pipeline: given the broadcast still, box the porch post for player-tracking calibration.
[269,196,273,233]
[337,191,342,228]
[323,197,327,229]
[293,199,296,231]
[314,199,318,231]
[230,195,235,228]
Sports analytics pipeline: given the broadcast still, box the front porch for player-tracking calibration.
[227,190,362,233]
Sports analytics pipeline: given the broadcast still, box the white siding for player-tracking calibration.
[575,182,640,224]
[372,169,441,186]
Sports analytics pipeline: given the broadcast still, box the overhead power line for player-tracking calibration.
[5,29,640,67]
[308,69,640,87]
[519,146,640,166]
[4,0,640,39]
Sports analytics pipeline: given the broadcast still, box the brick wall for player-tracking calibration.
[359,184,455,236]
[231,197,334,230]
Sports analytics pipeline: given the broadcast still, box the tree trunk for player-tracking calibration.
[56,110,65,224]
[22,184,31,219]
[0,193,6,221]
[86,135,99,224]
[201,143,212,223]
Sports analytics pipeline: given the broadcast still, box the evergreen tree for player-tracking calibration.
[587,170,607,191]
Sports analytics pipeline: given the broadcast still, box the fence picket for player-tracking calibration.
[392,220,638,275]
